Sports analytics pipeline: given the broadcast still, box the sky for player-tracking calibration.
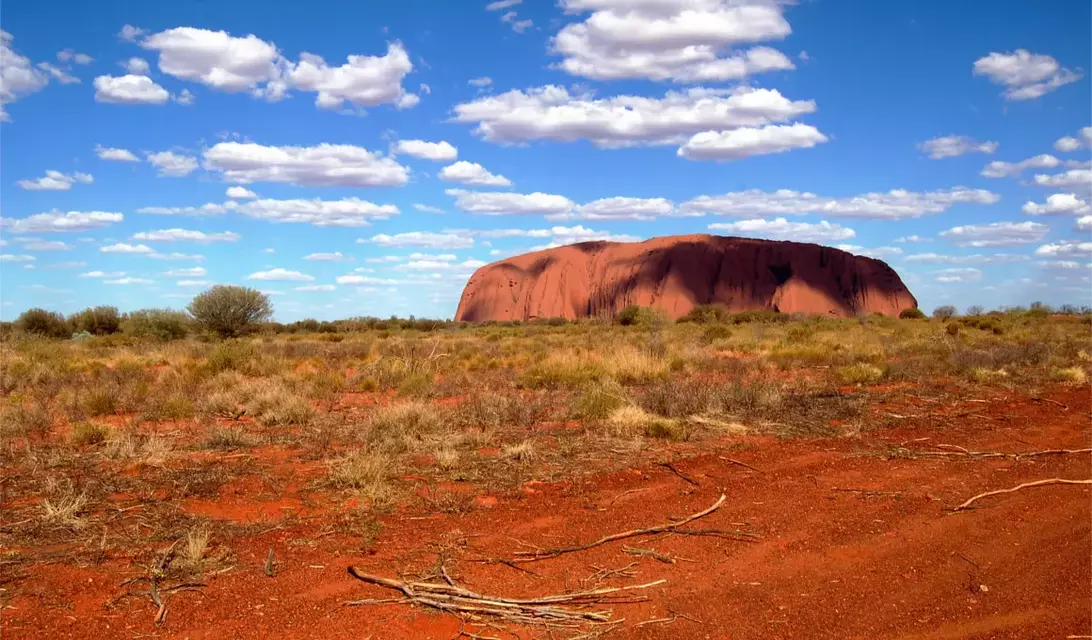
[0,0,1090,322]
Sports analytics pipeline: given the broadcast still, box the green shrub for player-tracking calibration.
[70,421,110,445]
[575,380,627,420]
[124,309,189,340]
[933,306,957,321]
[679,304,730,324]
[69,306,122,335]
[899,308,926,320]
[188,286,273,338]
[837,363,885,385]
[701,324,733,343]
[15,308,70,338]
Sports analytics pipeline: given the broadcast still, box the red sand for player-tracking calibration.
[456,234,918,322]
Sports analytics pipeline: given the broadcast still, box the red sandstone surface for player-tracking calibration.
[455,234,918,322]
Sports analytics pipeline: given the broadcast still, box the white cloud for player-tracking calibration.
[1054,136,1082,153]
[174,88,196,105]
[57,49,93,65]
[939,221,1048,247]
[21,240,72,251]
[295,284,336,292]
[708,218,855,243]
[146,151,198,177]
[1036,260,1088,270]
[95,145,140,162]
[288,42,413,110]
[394,139,458,161]
[304,252,347,261]
[894,235,927,243]
[395,259,487,272]
[1,31,50,121]
[904,253,1028,264]
[147,251,204,262]
[439,161,512,187]
[918,135,998,159]
[678,123,827,161]
[335,275,402,285]
[934,268,982,283]
[141,27,284,94]
[119,25,145,42]
[446,188,575,216]
[17,170,93,191]
[122,57,151,75]
[136,203,228,216]
[395,92,420,109]
[366,231,475,249]
[834,245,902,259]
[681,187,998,220]
[468,76,493,88]
[486,0,521,10]
[538,225,638,246]
[503,13,534,34]
[973,50,1081,100]
[93,74,170,104]
[101,242,154,254]
[226,186,258,199]
[24,284,73,294]
[1077,215,1092,233]
[37,62,80,85]
[79,270,126,278]
[980,153,1060,178]
[0,254,35,263]
[1,211,123,234]
[176,279,212,287]
[1032,169,1092,190]
[562,196,674,221]
[164,266,207,277]
[247,268,315,282]
[553,0,793,83]
[1022,193,1090,216]
[131,229,241,243]
[105,277,155,285]
[1035,240,1092,258]
[232,197,399,227]
[203,141,409,187]
[414,204,445,214]
[453,85,816,149]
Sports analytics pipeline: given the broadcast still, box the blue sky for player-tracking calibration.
[1,0,1090,321]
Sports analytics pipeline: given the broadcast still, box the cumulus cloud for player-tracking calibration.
[288,42,414,110]
[176,280,212,287]
[394,258,486,272]
[680,187,998,220]
[203,141,409,187]
[174,88,196,106]
[93,74,170,104]
[917,135,998,159]
[934,267,982,283]
[439,161,512,187]
[304,252,347,261]
[1022,193,1090,216]
[141,27,284,94]
[452,85,816,149]
[834,245,902,259]
[100,242,203,261]
[95,145,140,162]
[131,229,241,243]
[1,31,51,121]
[0,254,35,263]
[136,203,228,216]
[121,57,151,75]
[446,188,575,216]
[394,139,458,161]
[1077,215,1092,233]
[1035,240,1092,258]
[295,284,336,292]
[468,76,493,88]
[980,153,1063,179]
[552,0,794,83]
[20,240,72,251]
[17,170,93,191]
[119,25,145,42]
[894,235,927,243]
[231,197,399,227]
[414,204,445,214]
[973,49,1081,100]
[678,123,827,161]
[1032,169,1092,190]
[903,253,1028,264]
[79,270,126,278]
[57,49,93,65]
[226,186,257,199]
[486,0,521,10]
[146,150,198,177]
[105,277,155,285]
[1,211,123,234]
[708,218,855,243]
[164,266,207,277]
[939,221,1048,247]
[565,197,674,221]
[247,268,315,282]
[365,231,476,249]
[37,63,80,85]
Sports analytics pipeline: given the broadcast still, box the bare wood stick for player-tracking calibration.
[622,546,674,564]
[718,457,764,474]
[634,615,677,627]
[657,462,699,487]
[513,494,727,562]
[954,478,1092,511]
[903,447,1091,460]
[1031,397,1068,410]
[264,549,276,577]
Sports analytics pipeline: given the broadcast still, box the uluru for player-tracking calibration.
[455,234,918,322]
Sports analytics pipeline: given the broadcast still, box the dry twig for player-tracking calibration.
[954,478,1092,511]
[657,462,699,487]
[718,457,764,474]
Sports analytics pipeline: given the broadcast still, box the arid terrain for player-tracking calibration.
[2,311,1090,639]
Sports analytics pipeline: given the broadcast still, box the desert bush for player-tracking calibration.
[933,306,957,321]
[82,388,119,416]
[206,341,259,374]
[367,402,445,451]
[68,306,121,335]
[701,324,733,343]
[966,305,984,316]
[899,308,926,320]
[502,439,537,462]
[188,286,273,338]
[204,426,261,449]
[396,372,434,397]
[678,304,730,324]
[0,402,54,437]
[574,380,628,420]
[837,363,885,385]
[615,305,661,326]
[1052,366,1087,383]
[124,309,189,340]
[15,308,69,338]
[328,449,396,504]
[69,421,110,445]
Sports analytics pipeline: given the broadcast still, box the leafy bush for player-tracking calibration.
[678,304,730,324]
[188,286,273,338]
[574,380,628,420]
[124,309,189,340]
[899,308,926,320]
[15,308,69,338]
[70,422,110,445]
[933,305,957,321]
[837,363,885,385]
[616,305,652,326]
[68,306,121,335]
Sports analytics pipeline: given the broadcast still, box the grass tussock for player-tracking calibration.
[328,449,396,505]
[1052,366,1088,383]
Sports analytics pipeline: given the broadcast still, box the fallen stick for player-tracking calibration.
[719,457,764,474]
[1031,397,1068,410]
[623,546,674,564]
[954,479,1092,511]
[657,462,699,486]
[513,494,727,562]
[903,446,1092,460]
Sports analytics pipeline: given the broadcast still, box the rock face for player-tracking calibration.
[455,234,918,322]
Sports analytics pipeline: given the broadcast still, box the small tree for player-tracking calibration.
[899,308,926,320]
[69,306,122,335]
[15,308,70,338]
[965,305,984,316]
[187,286,272,338]
[932,305,957,321]
[124,309,190,340]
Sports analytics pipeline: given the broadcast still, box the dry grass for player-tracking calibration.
[502,439,538,463]
[1052,366,1088,383]
[329,449,396,505]
[40,489,89,530]
[184,525,210,568]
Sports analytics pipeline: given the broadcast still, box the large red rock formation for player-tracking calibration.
[455,234,917,322]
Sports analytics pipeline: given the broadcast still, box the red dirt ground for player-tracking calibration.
[3,385,1090,639]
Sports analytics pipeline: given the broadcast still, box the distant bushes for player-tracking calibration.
[15,308,70,338]
[899,308,926,320]
[69,306,122,335]
[124,309,190,340]
[188,285,273,338]
[932,305,957,321]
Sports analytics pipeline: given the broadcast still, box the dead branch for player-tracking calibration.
[634,615,677,627]
[1031,397,1068,410]
[901,446,1091,460]
[346,566,663,626]
[954,478,1092,511]
[657,462,699,486]
[513,494,727,562]
[622,546,674,564]
[264,549,276,577]
[718,457,764,474]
